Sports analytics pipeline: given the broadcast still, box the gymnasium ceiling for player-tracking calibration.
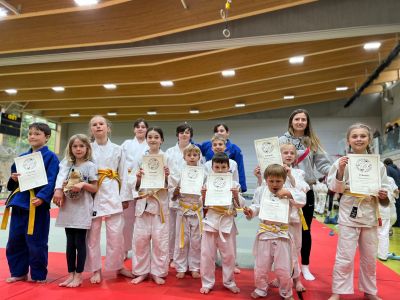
[0,0,399,123]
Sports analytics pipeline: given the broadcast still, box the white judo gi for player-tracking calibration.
[169,170,204,273]
[84,139,127,272]
[200,179,244,291]
[128,150,170,278]
[120,137,148,253]
[327,158,392,296]
[249,185,306,298]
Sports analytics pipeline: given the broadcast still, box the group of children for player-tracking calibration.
[1,116,395,300]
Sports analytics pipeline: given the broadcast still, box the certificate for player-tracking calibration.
[254,137,283,173]
[180,165,205,196]
[348,154,381,195]
[140,154,165,189]
[14,152,48,192]
[258,189,289,224]
[205,173,232,206]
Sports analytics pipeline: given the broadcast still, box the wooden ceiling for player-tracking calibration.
[0,0,399,123]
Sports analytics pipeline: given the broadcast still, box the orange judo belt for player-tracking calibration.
[98,169,121,190]
[1,188,37,235]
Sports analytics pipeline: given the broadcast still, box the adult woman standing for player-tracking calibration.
[200,123,247,192]
[120,118,149,258]
[279,109,331,281]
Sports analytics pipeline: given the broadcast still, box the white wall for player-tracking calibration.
[62,96,381,193]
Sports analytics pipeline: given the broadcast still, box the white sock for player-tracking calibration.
[301,264,315,281]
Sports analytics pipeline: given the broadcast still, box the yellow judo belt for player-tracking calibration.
[137,189,166,223]
[1,188,37,235]
[298,208,309,230]
[258,222,289,234]
[208,206,236,243]
[343,190,382,226]
[98,169,121,190]
[178,201,203,249]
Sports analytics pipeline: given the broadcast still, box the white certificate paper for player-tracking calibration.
[348,154,381,195]
[259,189,290,224]
[254,137,283,173]
[180,165,205,196]
[140,154,165,189]
[14,152,48,192]
[205,173,232,206]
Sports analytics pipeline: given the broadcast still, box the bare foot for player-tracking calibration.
[294,278,306,292]
[131,274,147,284]
[67,273,82,288]
[200,287,210,294]
[328,294,340,300]
[176,272,185,279]
[90,270,102,284]
[191,271,200,279]
[170,261,176,268]
[152,275,165,285]
[118,267,134,278]
[59,273,74,287]
[6,275,28,283]
[269,278,279,288]
[251,291,261,298]
[234,267,241,274]
[226,285,240,294]
[364,293,382,300]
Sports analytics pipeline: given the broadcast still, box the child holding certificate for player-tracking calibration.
[244,164,305,300]
[327,123,391,300]
[84,115,132,284]
[53,134,98,288]
[200,153,243,295]
[129,127,171,285]
[3,123,59,283]
[169,144,204,279]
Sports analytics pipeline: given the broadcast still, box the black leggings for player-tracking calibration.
[301,190,314,265]
[65,228,87,273]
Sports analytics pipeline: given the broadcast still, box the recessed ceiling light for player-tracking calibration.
[70,113,80,117]
[283,95,295,100]
[289,56,304,64]
[52,86,65,92]
[235,103,246,108]
[74,0,99,6]
[189,109,200,114]
[107,112,117,116]
[363,42,381,50]
[5,89,18,95]
[103,84,117,90]
[336,86,349,91]
[0,7,8,18]
[160,81,174,87]
[221,69,235,77]
[147,111,157,115]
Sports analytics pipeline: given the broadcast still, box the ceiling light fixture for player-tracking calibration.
[107,112,117,116]
[363,42,381,50]
[5,89,18,95]
[70,113,80,117]
[0,7,8,18]
[235,103,246,108]
[189,109,199,114]
[289,56,304,64]
[74,0,99,6]
[103,84,117,90]
[160,81,174,87]
[336,86,349,91]
[52,86,65,92]
[283,95,295,100]
[221,69,235,77]
[147,111,157,115]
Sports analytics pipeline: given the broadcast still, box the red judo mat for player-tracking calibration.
[1,221,400,300]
